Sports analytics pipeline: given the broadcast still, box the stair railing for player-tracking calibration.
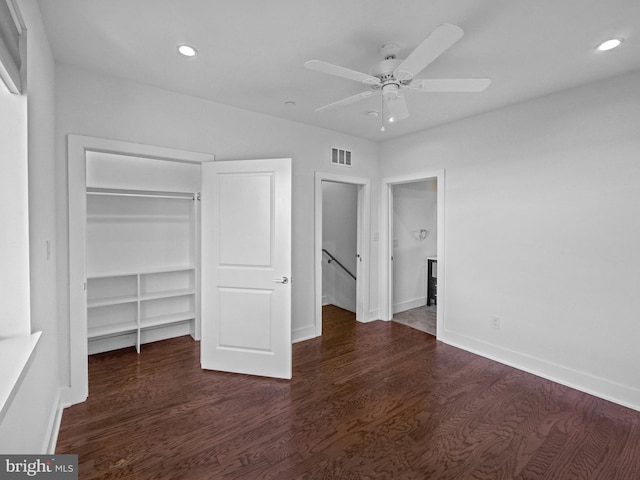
[322,249,356,280]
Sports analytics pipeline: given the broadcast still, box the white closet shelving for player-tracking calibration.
[86,187,199,354]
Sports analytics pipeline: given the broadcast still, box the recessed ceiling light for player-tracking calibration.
[284,101,296,107]
[367,110,379,117]
[596,38,623,52]
[177,45,197,57]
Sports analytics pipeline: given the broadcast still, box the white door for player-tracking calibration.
[200,158,292,379]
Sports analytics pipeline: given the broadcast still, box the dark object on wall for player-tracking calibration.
[427,258,437,306]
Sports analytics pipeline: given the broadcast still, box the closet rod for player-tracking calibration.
[86,189,195,200]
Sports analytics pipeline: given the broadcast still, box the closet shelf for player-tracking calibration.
[88,294,138,308]
[140,288,195,302]
[141,312,195,329]
[87,267,197,353]
[88,322,138,339]
[86,187,195,200]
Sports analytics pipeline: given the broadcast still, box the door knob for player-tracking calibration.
[273,277,289,284]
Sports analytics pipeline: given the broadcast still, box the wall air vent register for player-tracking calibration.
[331,148,352,167]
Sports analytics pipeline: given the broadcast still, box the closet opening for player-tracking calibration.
[66,135,213,406]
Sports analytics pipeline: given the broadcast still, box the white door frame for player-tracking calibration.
[379,170,445,337]
[314,172,371,337]
[66,134,214,406]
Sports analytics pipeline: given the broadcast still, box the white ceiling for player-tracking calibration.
[37,0,640,141]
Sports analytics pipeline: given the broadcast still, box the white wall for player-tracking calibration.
[380,71,640,410]
[54,65,380,388]
[0,0,61,453]
[322,181,358,311]
[392,180,437,313]
[0,49,29,338]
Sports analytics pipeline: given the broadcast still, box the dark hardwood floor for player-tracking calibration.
[57,305,640,479]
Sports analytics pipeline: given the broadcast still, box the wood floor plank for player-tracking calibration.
[57,305,640,479]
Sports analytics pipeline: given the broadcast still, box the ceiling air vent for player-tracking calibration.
[331,148,352,167]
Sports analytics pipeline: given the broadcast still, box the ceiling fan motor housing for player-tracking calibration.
[369,58,403,81]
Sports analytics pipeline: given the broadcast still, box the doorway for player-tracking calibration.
[321,181,358,313]
[390,180,437,336]
[380,170,445,338]
[314,172,371,338]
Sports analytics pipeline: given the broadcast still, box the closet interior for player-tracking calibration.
[84,152,201,355]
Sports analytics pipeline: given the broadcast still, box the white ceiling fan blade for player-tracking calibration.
[315,90,375,112]
[385,93,409,122]
[395,24,464,78]
[411,78,491,92]
[305,60,379,85]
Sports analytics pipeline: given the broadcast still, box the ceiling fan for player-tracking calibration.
[304,24,491,126]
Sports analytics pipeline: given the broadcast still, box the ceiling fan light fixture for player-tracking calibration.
[382,83,400,100]
[177,44,198,57]
[596,38,622,52]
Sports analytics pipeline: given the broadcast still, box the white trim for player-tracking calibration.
[314,172,371,337]
[0,0,25,94]
[379,170,445,340]
[43,390,63,454]
[66,136,88,405]
[69,135,214,164]
[5,0,25,35]
[441,330,640,412]
[292,325,317,344]
[66,135,214,406]
[0,38,21,94]
[393,296,427,315]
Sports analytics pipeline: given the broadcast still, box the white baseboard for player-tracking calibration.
[43,389,63,454]
[393,297,426,314]
[356,310,379,323]
[440,329,640,412]
[292,325,317,344]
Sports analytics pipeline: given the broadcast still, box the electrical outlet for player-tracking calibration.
[490,316,501,330]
